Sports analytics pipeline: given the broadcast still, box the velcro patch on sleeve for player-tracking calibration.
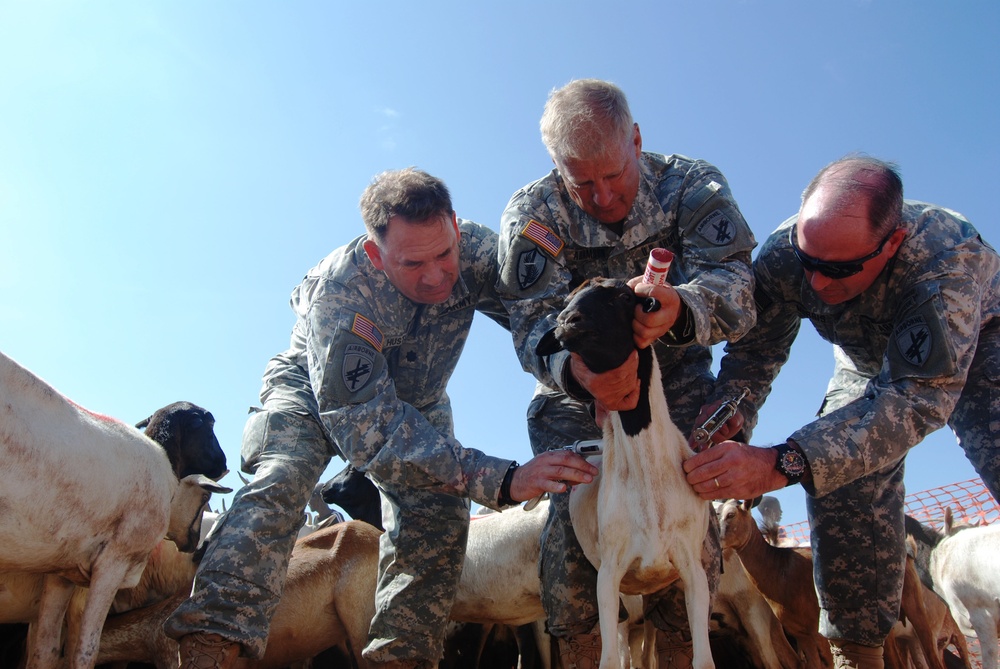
[695,209,736,246]
[520,220,564,258]
[887,286,957,380]
[341,343,377,393]
[351,313,383,352]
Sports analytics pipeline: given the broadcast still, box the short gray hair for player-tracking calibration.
[358,168,453,240]
[802,155,904,236]
[540,79,634,162]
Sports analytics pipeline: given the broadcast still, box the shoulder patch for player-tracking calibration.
[696,209,736,246]
[342,344,376,392]
[893,315,933,368]
[351,313,383,352]
[521,220,564,258]
[516,247,548,290]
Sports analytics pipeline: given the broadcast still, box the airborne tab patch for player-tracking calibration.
[517,247,547,290]
[342,343,376,392]
[696,209,735,246]
[351,313,383,352]
[521,220,564,258]
[894,315,933,368]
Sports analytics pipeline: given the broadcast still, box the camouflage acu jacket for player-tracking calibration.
[257,219,514,509]
[497,152,757,396]
[712,201,1000,496]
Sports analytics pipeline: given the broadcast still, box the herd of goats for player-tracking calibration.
[2,278,999,669]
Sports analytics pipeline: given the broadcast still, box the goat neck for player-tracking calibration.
[615,346,654,438]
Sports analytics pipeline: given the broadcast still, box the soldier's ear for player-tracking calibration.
[364,238,384,271]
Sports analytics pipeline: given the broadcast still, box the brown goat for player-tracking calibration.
[717,498,833,669]
[98,520,381,669]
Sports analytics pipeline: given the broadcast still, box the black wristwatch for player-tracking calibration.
[773,441,807,487]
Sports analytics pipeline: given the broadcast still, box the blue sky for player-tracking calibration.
[2,1,998,528]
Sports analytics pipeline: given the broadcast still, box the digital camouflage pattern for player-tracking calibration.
[710,200,1000,645]
[498,152,756,638]
[167,220,514,663]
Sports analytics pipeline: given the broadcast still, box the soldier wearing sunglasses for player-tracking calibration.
[683,156,1000,669]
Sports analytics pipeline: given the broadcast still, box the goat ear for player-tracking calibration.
[745,495,763,510]
[535,328,564,356]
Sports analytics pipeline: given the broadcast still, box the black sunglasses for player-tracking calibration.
[788,223,896,279]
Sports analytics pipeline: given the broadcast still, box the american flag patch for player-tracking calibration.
[351,313,383,352]
[521,220,564,258]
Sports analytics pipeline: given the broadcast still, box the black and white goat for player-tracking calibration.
[536,277,714,669]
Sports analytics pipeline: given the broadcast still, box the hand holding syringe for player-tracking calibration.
[690,388,749,450]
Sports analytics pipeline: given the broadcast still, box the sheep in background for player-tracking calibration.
[320,463,384,530]
[711,546,801,669]
[0,399,231,666]
[907,508,1000,669]
[0,350,230,669]
[96,507,549,669]
[891,551,967,669]
[717,498,832,669]
[135,401,228,481]
[536,278,714,669]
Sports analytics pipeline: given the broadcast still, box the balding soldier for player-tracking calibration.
[685,156,1000,669]
[497,79,757,668]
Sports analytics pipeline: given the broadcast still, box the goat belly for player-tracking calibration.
[619,566,682,595]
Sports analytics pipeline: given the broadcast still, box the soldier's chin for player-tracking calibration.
[418,285,454,304]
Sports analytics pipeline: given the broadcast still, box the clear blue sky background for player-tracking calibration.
[2,1,998,528]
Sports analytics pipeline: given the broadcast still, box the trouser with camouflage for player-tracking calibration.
[811,325,1000,647]
[165,408,334,658]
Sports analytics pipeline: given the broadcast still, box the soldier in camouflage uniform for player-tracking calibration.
[684,156,1000,669]
[496,79,757,669]
[165,168,598,669]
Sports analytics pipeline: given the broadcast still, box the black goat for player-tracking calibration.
[136,401,227,480]
[321,463,384,530]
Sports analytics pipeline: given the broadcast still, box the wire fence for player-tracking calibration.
[779,478,995,668]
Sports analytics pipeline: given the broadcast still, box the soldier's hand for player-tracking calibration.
[682,441,785,500]
[689,400,745,451]
[569,349,640,411]
[627,276,682,349]
[510,449,599,502]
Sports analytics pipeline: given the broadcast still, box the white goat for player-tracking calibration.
[98,507,550,669]
[909,508,1000,669]
[536,278,714,669]
[0,350,228,669]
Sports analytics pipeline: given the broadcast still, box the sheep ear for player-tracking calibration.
[535,328,564,356]
[135,417,151,429]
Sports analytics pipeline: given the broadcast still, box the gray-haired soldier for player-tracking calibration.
[684,156,1000,669]
[497,79,757,668]
[166,168,597,669]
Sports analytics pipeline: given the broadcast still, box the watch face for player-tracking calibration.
[780,450,806,477]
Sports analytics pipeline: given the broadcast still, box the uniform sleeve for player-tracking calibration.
[496,189,582,396]
[667,163,757,347]
[462,220,512,332]
[710,231,803,440]
[305,290,514,510]
[791,269,980,497]
[719,224,986,497]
